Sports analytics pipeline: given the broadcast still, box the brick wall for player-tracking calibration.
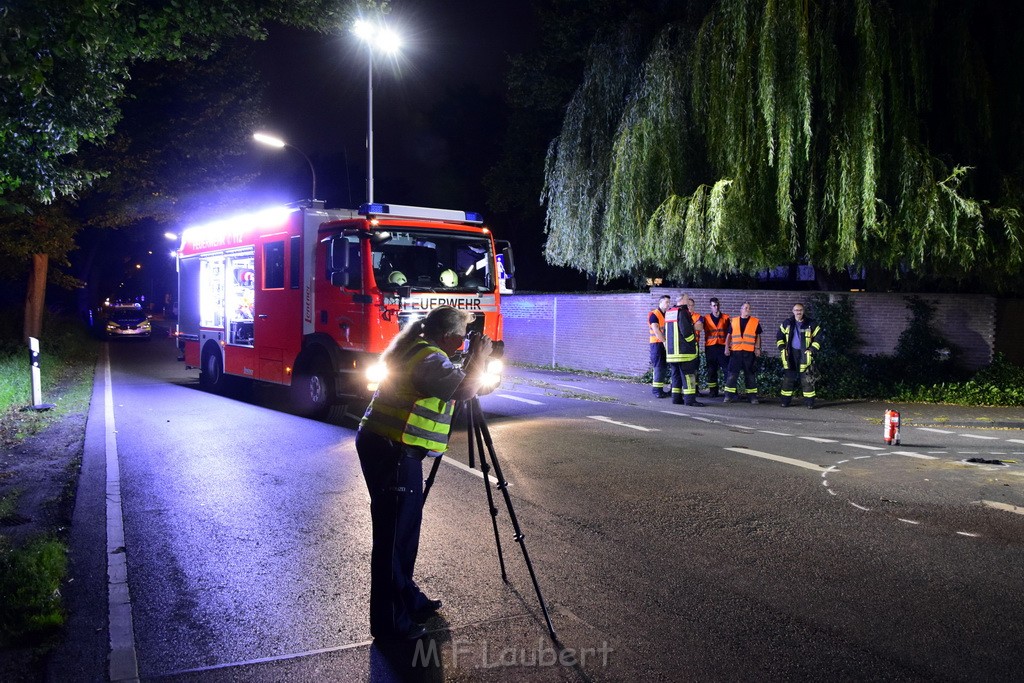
[501,289,997,375]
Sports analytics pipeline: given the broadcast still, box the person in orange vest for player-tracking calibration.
[648,295,672,397]
[701,297,730,398]
[776,302,822,408]
[665,294,704,406]
[723,301,762,404]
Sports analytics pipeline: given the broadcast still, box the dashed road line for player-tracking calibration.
[493,393,544,405]
[1007,439,1024,445]
[724,447,827,472]
[891,451,939,460]
[849,502,871,511]
[442,456,501,485]
[588,416,660,432]
[961,434,999,440]
[843,443,886,451]
[759,430,793,436]
[898,518,921,525]
[977,500,1024,516]
[800,436,838,443]
[917,427,954,434]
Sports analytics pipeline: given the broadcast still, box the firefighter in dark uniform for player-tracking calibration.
[701,297,730,398]
[648,295,671,397]
[777,302,822,408]
[665,294,704,406]
[356,306,493,641]
[723,301,762,404]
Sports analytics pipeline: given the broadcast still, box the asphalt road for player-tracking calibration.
[52,335,1024,681]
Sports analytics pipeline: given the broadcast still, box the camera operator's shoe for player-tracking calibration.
[412,599,443,620]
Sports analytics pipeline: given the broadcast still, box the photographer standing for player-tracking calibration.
[356,306,493,641]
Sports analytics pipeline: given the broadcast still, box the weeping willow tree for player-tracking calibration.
[541,0,1024,289]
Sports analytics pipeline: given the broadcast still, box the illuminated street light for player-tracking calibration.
[253,132,318,200]
[352,17,403,203]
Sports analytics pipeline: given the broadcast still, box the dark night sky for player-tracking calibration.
[250,1,537,213]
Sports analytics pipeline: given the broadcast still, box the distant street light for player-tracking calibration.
[352,18,403,204]
[253,132,318,200]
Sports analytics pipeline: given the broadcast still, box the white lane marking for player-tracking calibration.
[927,451,947,454]
[849,502,871,511]
[494,393,544,406]
[960,434,999,440]
[917,427,954,434]
[441,456,501,485]
[554,383,599,393]
[978,500,1024,516]
[689,416,714,423]
[588,416,660,432]
[956,531,981,538]
[898,518,921,525]
[726,424,754,430]
[724,447,827,472]
[842,443,886,451]
[891,451,939,460]
[760,430,793,437]
[104,347,140,682]
[800,436,838,443]
[853,456,872,460]
[1007,439,1024,445]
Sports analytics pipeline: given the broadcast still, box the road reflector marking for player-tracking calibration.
[960,434,999,440]
[842,443,885,451]
[724,447,826,471]
[494,393,544,405]
[588,416,660,432]
[891,451,939,460]
[800,436,838,443]
[760,430,793,436]
[977,500,1024,515]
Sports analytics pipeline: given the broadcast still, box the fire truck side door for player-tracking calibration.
[254,235,301,384]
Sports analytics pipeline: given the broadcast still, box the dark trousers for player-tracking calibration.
[356,429,431,637]
[780,362,817,405]
[669,360,699,404]
[650,342,668,394]
[704,345,727,392]
[725,351,758,396]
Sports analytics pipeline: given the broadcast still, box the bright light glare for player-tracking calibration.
[353,18,402,53]
[253,132,286,148]
[365,360,389,392]
[164,232,178,240]
[378,28,402,53]
[481,358,504,388]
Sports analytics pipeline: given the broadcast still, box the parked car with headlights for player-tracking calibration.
[96,302,152,340]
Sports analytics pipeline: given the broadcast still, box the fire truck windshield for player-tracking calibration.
[372,231,493,292]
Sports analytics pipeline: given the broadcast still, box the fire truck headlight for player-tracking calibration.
[365,361,388,392]
[480,358,504,389]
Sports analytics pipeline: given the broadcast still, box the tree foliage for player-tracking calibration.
[541,0,1024,291]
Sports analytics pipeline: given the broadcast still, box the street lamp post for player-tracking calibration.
[252,132,318,201]
[353,18,402,204]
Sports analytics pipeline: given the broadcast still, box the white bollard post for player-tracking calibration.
[28,337,56,411]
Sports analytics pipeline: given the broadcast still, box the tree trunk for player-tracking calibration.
[24,253,49,342]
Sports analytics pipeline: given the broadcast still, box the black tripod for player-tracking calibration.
[423,395,557,641]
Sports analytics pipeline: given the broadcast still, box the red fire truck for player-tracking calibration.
[176,201,514,418]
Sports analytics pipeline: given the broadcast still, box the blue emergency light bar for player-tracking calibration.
[358,202,483,225]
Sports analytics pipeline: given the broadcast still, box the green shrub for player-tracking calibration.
[0,536,68,645]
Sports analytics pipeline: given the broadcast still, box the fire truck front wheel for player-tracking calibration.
[199,346,225,392]
[292,359,346,421]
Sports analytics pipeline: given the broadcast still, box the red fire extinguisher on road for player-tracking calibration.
[883,409,901,445]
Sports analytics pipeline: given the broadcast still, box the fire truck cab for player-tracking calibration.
[176,201,514,419]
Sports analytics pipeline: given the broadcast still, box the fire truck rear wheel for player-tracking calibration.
[199,347,225,392]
